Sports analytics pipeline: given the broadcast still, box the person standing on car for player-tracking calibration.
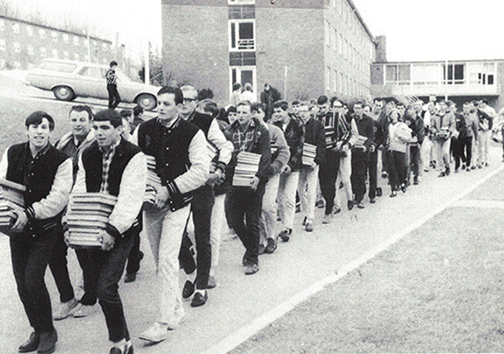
[106,61,121,110]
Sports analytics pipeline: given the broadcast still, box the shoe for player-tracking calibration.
[438,171,446,177]
[455,168,459,173]
[316,199,324,208]
[390,191,397,198]
[445,168,451,176]
[139,322,168,343]
[242,254,249,266]
[305,222,313,232]
[478,164,483,169]
[265,238,277,254]
[376,187,383,197]
[37,329,57,354]
[413,177,419,185]
[332,206,341,215]
[53,297,78,320]
[109,341,133,354]
[485,162,489,167]
[302,216,307,226]
[19,332,40,353]
[124,273,137,283]
[207,275,217,289]
[369,197,376,204]
[381,171,388,178]
[347,200,354,210]
[357,202,365,209]
[322,213,332,224]
[182,280,194,299]
[461,164,466,170]
[72,303,98,318]
[424,168,429,173]
[278,228,291,242]
[400,183,407,193]
[245,263,259,275]
[258,243,266,255]
[191,290,208,307]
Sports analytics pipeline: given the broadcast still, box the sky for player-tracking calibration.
[7,0,504,63]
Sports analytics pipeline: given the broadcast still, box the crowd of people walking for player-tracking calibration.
[2,82,501,354]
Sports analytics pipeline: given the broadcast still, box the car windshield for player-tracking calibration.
[37,61,77,73]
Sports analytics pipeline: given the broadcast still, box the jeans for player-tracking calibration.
[107,84,121,109]
[319,151,340,215]
[11,227,58,333]
[144,205,190,326]
[368,149,378,199]
[298,165,319,221]
[277,171,300,230]
[48,228,75,303]
[351,148,369,203]
[409,144,421,178]
[227,184,265,266]
[387,150,407,192]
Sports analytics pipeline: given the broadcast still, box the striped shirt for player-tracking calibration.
[99,139,121,192]
[105,68,117,85]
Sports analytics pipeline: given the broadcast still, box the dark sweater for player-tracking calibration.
[303,117,326,165]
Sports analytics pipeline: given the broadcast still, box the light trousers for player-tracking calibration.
[210,193,226,275]
[260,173,280,243]
[144,204,190,327]
[434,138,451,171]
[297,165,319,221]
[477,130,490,165]
[334,152,352,209]
[277,171,300,230]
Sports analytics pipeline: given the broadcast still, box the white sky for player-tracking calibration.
[8,0,504,63]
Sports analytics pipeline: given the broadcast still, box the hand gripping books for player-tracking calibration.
[0,179,25,237]
[302,143,317,167]
[232,151,261,187]
[66,192,118,248]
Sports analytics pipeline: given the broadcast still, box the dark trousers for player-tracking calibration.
[179,186,214,290]
[48,229,75,303]
[318,151,340,215]
[75,248,98,305]
[381,149,389,174]
[226,184,265,266]
[454,137,473,169]
[368,149,378,199]
[11,229,57,333]
[85,234,133,342]
[107,84,121,109]
[126,214,143,275]
[388,150,407,192]
[351,149,369,203]
[409,144,421,178]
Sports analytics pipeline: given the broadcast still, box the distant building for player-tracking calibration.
[371,56,504,109]
[0,15,117,70]
[161,0,376,104]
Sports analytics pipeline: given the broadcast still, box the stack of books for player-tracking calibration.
[66,193,117,248]
[325,127,336,149]
[302,143,317,167]
[145,155,161,205]
[232,151,261,187]
[353,134,369,148]
[0,179,25,236]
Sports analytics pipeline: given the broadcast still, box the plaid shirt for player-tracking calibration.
[230,118,259,152]
[98,138,121,193]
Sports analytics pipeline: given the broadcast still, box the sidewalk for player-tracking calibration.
[232,166,504,353]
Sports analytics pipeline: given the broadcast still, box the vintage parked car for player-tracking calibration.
[25,59,159,110]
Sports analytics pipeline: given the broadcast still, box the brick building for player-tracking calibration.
[161,0,376,104]
[0,15,117,71]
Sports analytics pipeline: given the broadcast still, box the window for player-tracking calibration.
[79,66,106,78]
[73,36,79,46]
[338,34,343,55]
[0,39,5,51]
[26,25,33,36]
[443,64,464,85]
[39,29,46,38]
[411,63,440,85]
[13,42,20,53]
[386,64,410,84]
[52,31,58,41]
[40,47,46,57]
[332,69,338,92]
[338,72,343,94]
[230,66,256,98]
[229,20,255,51]
[326,67,331,90]
[331,29,337,50]
[63,33,69,43]
[37,61,77,73]
[12,23,20,33]
[325,21,330,47]
[27,45,34,56]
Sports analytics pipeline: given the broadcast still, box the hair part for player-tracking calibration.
[25,111,55,131]
[157,86,184,105]
[94,109,123,128]
[273,100,289,111]
[70,105,94,121]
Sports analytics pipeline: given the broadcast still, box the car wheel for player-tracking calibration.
[53,86,75,101]
[137,94,157,111]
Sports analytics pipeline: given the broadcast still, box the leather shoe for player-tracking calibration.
[109,341,133,354]
[265,238,277,254]
[369,197,376,204]
[182,280,194,299]
[206,275,217,289]
[258,243,266,255]
[191,290,208,307]
[245,263,259,275]
[124,273,136,283]
[37,329,57,354]
[18,332,40,353]
[376,187,383,197]
[347,200,354,210]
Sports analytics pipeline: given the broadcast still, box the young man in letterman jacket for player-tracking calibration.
[0,111,72,354]
[177,85,233,307]
[66,109,146,354]
[135,86,209,344]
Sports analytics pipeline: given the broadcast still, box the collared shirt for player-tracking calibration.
[98,138,121,193]
[231,119,258,153]
[105,68,117,85]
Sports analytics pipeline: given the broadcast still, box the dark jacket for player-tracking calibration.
[303,117,326,165]
[273,116,305,172]
[352,114,375,151]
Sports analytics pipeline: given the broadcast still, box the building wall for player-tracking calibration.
[0,16,114,70]
[162,3,229,103]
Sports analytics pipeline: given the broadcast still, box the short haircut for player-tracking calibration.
[373,97,383,103]
[317,95,329,105]
[25,111,55,131]
[157,86,184,105]
[251,102,266,113]
[198,98,219,118]
[120,109,133,118]
[329,96,339,107]
[227,106,237,114]
[237,100,252,109]
[94,109,123,128]
[110,60,118,67]
[70,105,93,121]
[397,102,405,107]
[273,100,289,111]
[232,83,242,91]
[198,88,214,101]
[244,83,252,91]
[292,100,300,106]
[180,85,198,99]
[133,105,144,117]
[440,100,449,106]
[353,101,363,108]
